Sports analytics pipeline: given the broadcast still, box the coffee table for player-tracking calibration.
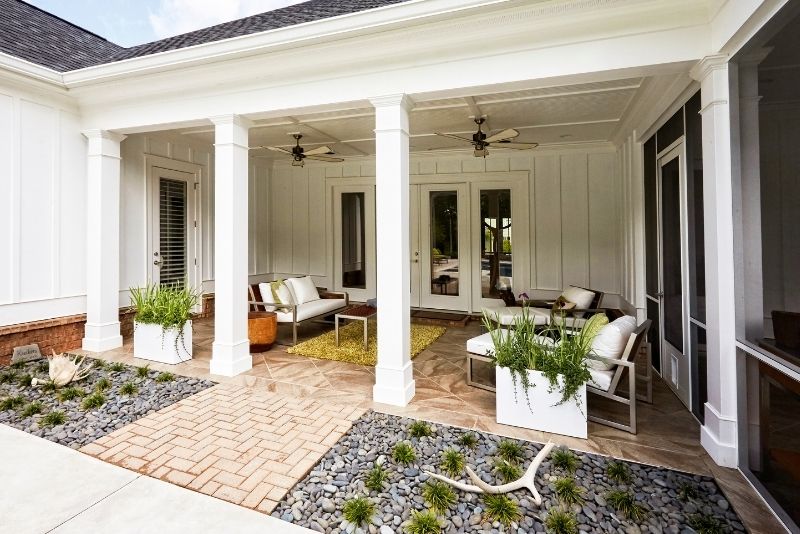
[335,305,377,349]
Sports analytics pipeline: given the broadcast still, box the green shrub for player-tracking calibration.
[0,370,18,384]
[41,380,58,393]
[39,410,67,427]
[456,432,478,450]
[392,442,416,465]
[155,372,175,383]
[687,513,725,534]
[677,481,699,502]
[95,377,112,392]
[341,496,375,528]
[21,401,43,417]
[0,395,26,410]
[36,360,50,373]
[81,392,106,410]
[493,458,522,483]
[58,386,85,402]
[483,494,520,527]
[545,507,578,534]
[10,361,26,370]
[551,447,580,474]
[497,440,524,464]
[92,359,107,370]
[405,510,441,534]
[109,362,127,373]
[421,481,456,515]
[440,448,465,477]
[120,382,139,396]
[554,477,585,506]
[17,374,33,387]
[606,461,632,484]
[607,490,647,522]
[408,420,433,438]
[130,283,198,331]
[136,365,150,379]
[364,464,388,493]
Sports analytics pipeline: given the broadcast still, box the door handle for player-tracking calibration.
[153,260,162,266]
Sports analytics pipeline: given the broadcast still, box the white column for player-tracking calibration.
[210,115,252,376]
[690,55,738,467]
[82,130,125,352]
[371,94,415,406]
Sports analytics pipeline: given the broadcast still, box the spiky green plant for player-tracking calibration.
[57,386,85,402]
[393,441,416,465]
[341,496,375,528]
[0,370,18,384]
[677,481,699,502]
[497,440,525,464]
[95,377,112,392]
[41,380,58,393]
[364,464,388,493]
[155,372,175,383]
[0,395,26,411]
[493,458,522,483]
[545,507,579,534]
[687,513,725,534]
[408,420,433,438]
[130,283,198,356]
[607,490,647,522]
[92,359,107,370]
[606,461,632,484]
[421,481,456,515]
[81,391,106,410]
[17,374,33,387]
[554,477,585,506]
[456,432,478,450]
[483,494,521,527]
[10,361,26,370]
[136,365,150,379]
[440,448,465,478]
[108,362,127,373]
[39,410,67,427]
[120,382,138,396]
[36,360,50,374]
[21,401,43,417]
[405,510,441,534]
[551,447,580,474]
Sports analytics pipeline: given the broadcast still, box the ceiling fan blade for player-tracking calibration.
[484,129,520,143]
[305,154,345,163]
[263,145,293,154]
[435,132,473,143]
[491,141,539,150]
[304,145,334,156]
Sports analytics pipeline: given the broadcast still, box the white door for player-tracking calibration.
[150,167,199,292]
[333,185,376,303]
[658,143,692,408]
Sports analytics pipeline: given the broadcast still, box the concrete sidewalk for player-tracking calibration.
[0,424,311,533]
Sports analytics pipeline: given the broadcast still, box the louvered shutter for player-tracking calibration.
[159,178,187,287]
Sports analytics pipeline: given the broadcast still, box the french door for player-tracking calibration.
[333,185,376,303]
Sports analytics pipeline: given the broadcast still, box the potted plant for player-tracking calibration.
[130,283,198,364]
[484,307,593,439]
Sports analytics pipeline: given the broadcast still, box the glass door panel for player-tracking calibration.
[340,192,366,289]
[333,186,375,303]
[429,191,460,296]
[480,189,512,299]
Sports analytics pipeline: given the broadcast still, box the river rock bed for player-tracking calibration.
[0,357,214,449]
[273,411,743,533]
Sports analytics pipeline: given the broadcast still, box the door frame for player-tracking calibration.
[332,184,376,303]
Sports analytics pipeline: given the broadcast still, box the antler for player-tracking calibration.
[423,441,554,505]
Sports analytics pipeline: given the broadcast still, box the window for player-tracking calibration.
[480,189,512,298]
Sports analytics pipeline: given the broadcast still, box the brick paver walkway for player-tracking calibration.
[80,383,365,514]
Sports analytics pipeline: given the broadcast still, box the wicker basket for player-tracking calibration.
[249,311,277,352]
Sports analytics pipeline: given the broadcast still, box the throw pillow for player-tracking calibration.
[561,286,595,317]
[588,315,637,371]
[286,276,320,305]
[578,313,609,353]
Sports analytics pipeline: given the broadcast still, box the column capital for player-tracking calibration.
[689,54,729,82]
[208,114,253,129]
[369,94,414,112]
[82,129,126,144]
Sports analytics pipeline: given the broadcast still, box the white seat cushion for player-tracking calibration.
[466,330,555,356]
[588,315,637,371]
[275,298,346,323]
[588,368,614,391]
[482,306,548,326]
[285,277,320,305]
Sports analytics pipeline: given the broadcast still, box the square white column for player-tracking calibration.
[690,55,738,467]
[371,94,415,406]
[210,115,253,376]
[82,130,125,352]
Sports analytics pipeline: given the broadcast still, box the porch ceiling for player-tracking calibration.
[177,76,645,157]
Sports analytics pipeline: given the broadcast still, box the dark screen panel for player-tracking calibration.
[685,91,706,323]
[647,299,661,373]
[644,136,659,297]
[657,108,685,153]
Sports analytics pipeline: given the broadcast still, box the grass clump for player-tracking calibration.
[92,359,107,370]
[341,496,375,528]
[364,464,388,493]
[21,401,43,417]
[41,380,58,393]
[687,513,726,534]
[0,370,18,384]
[36,360,50,373]
[545,507,579,534]
[40,410,67,428]
[95,377,112,392]
[493,459,522,483]
[421,481,456,515]
[456,432,478,449]
[607,490,647,522]
[58,386,86,402]
[81,391,106,410]
[136,365,150,379]
[408,420,433,439]
[120,382,139,396]
[554,477,585,506]
[677,481,699,502]
[551,447,580,474]
[17,374,33,387]
[483,494,521,527]
[10,361,26,370]
[130,283,198,331]
[108,362,127,373]
[440,448,465,478]
[497,440,525,464]
[0,395,26,411]
[155,372,175,383]
[405,510,441,534]
[392,442,416,465]
[606,461,632,484]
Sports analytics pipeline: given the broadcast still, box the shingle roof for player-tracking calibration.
[1,0,408,73]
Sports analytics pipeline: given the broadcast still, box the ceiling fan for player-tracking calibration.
[261,133,344,167]
[435,117,538,157]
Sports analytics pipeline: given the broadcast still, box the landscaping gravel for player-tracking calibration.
[0,357,214,449]
[273,411,744,533]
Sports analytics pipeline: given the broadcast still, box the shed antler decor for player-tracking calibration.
[48,351,92,387]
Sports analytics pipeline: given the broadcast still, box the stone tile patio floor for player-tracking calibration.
[76,316,785,533]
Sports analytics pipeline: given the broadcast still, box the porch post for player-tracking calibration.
[82,130,125,352]
[690,55,738,467]
[210,114,252,376]
[371,94,415,406]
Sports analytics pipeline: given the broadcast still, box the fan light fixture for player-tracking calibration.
[435,117,538,157]
[261,133,344,167]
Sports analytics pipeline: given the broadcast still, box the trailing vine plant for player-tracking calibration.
[130,282,198,359]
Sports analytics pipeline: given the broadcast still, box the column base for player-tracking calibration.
[82,322,123,352]
[210,340,252,376]
[373,361,415,406]
[701,402,738,468]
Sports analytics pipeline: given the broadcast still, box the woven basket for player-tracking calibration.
[249,311,277,352]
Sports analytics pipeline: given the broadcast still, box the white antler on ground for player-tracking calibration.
[48,351,92,386]
[424,441,555,506]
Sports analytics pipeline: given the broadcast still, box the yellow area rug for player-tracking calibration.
[288,321,446,366]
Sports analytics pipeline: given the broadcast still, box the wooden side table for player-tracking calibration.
[335,305,377,349]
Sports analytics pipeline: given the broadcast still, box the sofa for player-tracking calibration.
[249,277,349,345]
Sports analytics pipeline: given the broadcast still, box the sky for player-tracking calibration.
[25,0,307,47]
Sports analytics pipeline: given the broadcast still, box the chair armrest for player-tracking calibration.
[318,290,349,305]
[248,301,296,312]
[586,354,635,368]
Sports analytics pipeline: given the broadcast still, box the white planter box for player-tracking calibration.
[496,366,587,439]
[133,320,192,365]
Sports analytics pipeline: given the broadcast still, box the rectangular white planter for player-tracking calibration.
[133,320,192,365]
[496,366,587,439]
